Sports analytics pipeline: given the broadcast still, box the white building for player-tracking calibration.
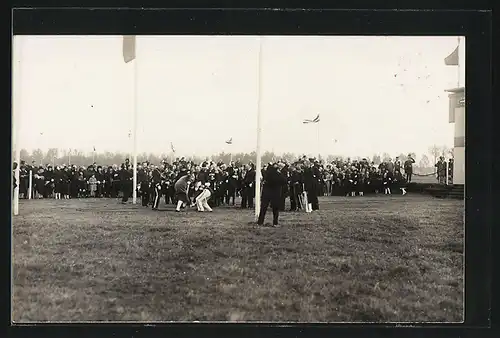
[446,87,465,185]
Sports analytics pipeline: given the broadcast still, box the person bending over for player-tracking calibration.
[195,182,214,212]
[174,173,194,212]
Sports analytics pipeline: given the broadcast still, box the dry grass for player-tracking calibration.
[411,175,441,184]
[410,175,437,184]
[12,195,464,323]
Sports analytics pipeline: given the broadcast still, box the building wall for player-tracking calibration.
[453,106,465,185]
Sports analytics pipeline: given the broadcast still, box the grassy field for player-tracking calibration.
[411,174,440,184]
[12,194,464,323]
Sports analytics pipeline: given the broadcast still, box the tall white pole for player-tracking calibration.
[132,39,139,205]
[13,36,23,216]
[13,155,21,215]
[255,37,263,221]
[28,170,32,200]
[457,36,461,88]
[39,133,43,165]
[445,160,449,186]
[317,122,320,160]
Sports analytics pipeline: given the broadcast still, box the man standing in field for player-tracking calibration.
[404,154,415,183]
[257,163,287,227]
[120,163,133,204]
[386,158,395,174]
[435,156,447,184]
[277,162,288,211]
[151,165,163,210]
[302,160,318,212]
[137,164,150,207]
[241,163,256,209]
[288,165,303,211]
[174,173,194,212]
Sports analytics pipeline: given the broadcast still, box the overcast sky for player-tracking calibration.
[12,35,465,158]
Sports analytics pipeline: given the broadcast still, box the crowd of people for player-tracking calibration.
[12,154,425,210]
[435,156,454,184]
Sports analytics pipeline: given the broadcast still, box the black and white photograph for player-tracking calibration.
[12,34,465,322]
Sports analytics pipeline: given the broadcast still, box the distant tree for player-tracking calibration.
[138,152,148,163]
[281,152,295,163]
[19,148,438,169]
[212,152,224,163]
[262,151,275,164]
[151,153,162,165]
[248,151,257,164]
[74,150,87,166]
[20,149,30,162]
[382,152,391,162]
[194,155,207,164]
[397,153,407,162]
[45,148,59,166]
[214,152,232,164]
[429,144,441,164]
[419,154,430,168]
[111,153,124,166]
[327,154,344,162]
[32,148,44,165]
[440,145,452,158]
[60,149,70,164]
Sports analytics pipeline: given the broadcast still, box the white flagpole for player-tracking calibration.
[255,37,263,221]
[13,150,21,215]
[445,160,449,186]
[13,36,23,216]
[28,170,32,200]
[38,132,44,165]
[132,39,139,205]
[457,36,461,88]
[317,122,320,160]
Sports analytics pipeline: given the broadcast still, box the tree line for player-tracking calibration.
[15,144,452,173]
